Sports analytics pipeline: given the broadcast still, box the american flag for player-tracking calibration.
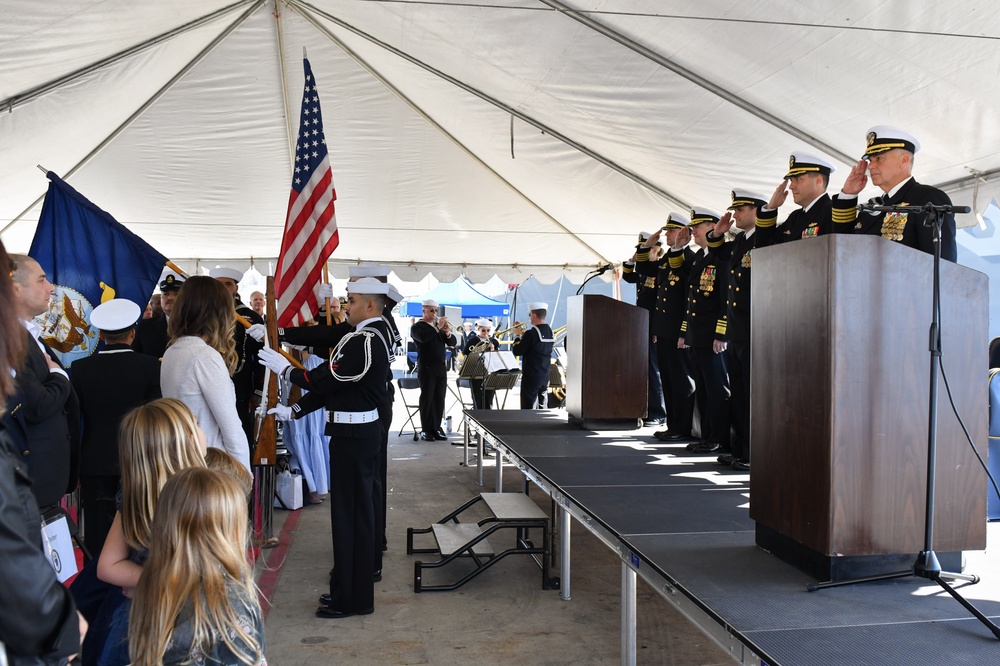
[275,57,340,327]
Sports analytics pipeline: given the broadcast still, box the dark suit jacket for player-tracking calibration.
[132,313,169,359]
[70,345,162,476]
[7,330,80,507]
[854,178,958,262]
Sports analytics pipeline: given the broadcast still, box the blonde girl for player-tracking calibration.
[95,398,207,664]
[129,467,266,665]
[160,275,251,471]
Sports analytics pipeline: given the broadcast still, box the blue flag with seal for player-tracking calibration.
[28,172,167,366]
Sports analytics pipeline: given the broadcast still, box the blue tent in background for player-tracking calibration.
[498,275,635,333]
[403,276,510,318]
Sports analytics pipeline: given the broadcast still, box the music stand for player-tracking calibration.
[482,351,521,409]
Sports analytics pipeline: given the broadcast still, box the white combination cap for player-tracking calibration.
[91,299,141,332]
[209,267,244,282]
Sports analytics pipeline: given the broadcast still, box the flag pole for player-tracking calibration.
[164,260,304,369]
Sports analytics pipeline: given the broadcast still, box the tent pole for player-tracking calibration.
[537,0,855,167]
[288,0,614,266]
[1,1,265,238]
[0,0,259,113]
[293,0,690,210]
[271,0,297,167]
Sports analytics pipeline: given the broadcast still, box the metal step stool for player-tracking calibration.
[407,492,555,592]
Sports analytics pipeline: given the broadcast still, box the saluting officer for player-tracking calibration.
[622,233,668,426]
[756,152,856,246]
[636,215,696,441]
[707,191,767,470]
[837,126,958,261]
[679,208,731,454]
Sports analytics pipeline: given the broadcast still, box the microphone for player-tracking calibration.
[857,202,972,214]
[596,263,613,275]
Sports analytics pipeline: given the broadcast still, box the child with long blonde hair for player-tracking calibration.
[129,467,266,665]
[94,398,207,665]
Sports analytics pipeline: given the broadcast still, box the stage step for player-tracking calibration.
[431,523,493,556]
[481,492,547,521]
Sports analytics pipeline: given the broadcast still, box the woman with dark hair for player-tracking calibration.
[0,240,85,664]
[160,275,250,471]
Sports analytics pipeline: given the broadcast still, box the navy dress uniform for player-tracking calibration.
[410,299,457,439]
[70,299,161,553]
[836,126,958,262]
[511,302,555,410]
[132,273,184,359]
[680,208,731,453]
[622,233,668,425]
[711,191,767,469]
[636,215,696,438]
[261,278,393,619]
[756,152,856,246]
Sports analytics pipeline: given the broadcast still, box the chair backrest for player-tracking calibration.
[398,376,420,391]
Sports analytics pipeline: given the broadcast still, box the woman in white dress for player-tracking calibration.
[160,276,250,471]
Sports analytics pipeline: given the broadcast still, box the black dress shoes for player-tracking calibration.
[691,441,721,453]
[731,459,751,471]
[717,454,735,466]
[419,432,436,442]
[436,429,448,439]
[315,606,374,619]
[656,431,690,442]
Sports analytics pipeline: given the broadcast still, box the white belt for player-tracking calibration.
[331,409,379,424]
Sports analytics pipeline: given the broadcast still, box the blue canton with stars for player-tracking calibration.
[293,58,329,193]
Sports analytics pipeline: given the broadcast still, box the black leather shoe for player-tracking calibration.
[691,441,721,453]
[685,440,705,451]
[436,429,448,439]
[373,569,382,582]
[315,606,374,619]
[731,460,751,471]
[657,431,691,442]
[419,432,436,442]
[716,454,735,466]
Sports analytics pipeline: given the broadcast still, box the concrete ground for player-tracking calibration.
[258,394,733,666]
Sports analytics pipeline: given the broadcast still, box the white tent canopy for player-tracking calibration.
[2,1,999,282]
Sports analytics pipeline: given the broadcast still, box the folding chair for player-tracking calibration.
[397,375,422,440]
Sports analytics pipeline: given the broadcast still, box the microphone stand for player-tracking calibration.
[576,264,612,295]
[808,201,1000,640]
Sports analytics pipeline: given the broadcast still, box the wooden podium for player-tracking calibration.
[566,294,647,429]
[750,234,988,580]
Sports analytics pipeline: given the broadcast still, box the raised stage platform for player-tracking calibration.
[464,409,1000,666]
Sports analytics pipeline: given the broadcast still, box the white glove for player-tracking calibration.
[247,323,266,342]
[267,405,293,421]
[317,283,334,300]
[258,346,291,376]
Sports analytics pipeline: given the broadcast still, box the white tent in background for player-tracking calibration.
[2,1,999,285]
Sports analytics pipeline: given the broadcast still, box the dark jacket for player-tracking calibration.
[511,324,554,385]
[0,428,81,665]
[410,320,457,375]
[69,345,161,476]
[680,246,730,348]
[131,313,169,359]
[8,333,80,508]
[850,178,958,262]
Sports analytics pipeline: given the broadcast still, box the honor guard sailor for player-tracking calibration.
[258,277,393,619]
[837,126,958,261]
